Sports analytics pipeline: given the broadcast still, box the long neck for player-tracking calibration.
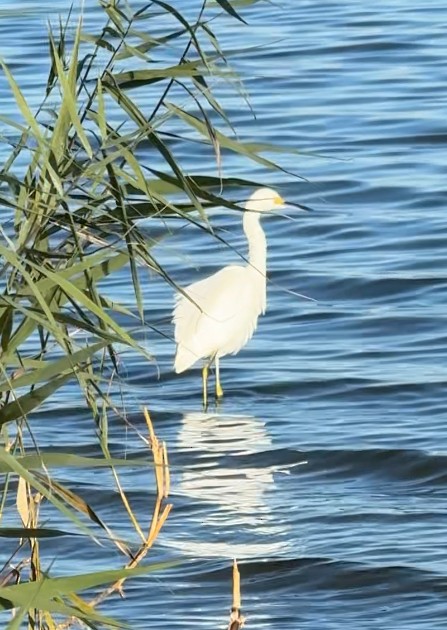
[243,210,267,277]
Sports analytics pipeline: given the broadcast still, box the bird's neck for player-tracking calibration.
[243,211,267,278]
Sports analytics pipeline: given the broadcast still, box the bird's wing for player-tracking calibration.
[173,265,243,340]
[173,265,254,369]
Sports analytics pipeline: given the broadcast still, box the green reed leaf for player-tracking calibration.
[0,341,109,392]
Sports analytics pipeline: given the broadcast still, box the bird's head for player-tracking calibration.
[245,187,285,213]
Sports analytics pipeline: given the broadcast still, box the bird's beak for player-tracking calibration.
[285,200,313,212]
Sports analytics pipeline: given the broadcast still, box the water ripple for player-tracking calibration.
[2,0,447,627]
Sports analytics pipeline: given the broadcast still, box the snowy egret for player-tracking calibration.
[173,187,285,407]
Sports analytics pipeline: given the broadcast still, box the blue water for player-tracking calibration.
[2,1,447,628]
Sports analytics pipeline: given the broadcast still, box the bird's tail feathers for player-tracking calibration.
[174,344,200,373]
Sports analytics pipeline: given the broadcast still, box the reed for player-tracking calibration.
[0,0,285,626]
[228,559,245,629]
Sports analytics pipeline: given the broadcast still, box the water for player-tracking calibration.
[1,0,447,627]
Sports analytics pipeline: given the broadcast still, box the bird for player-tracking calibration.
[173,187,285,408]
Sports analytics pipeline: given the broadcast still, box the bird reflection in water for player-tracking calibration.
[166,411,298,559]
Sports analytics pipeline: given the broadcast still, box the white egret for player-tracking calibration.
[173,187,285,407]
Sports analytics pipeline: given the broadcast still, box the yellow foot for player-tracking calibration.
[216,382,224,399]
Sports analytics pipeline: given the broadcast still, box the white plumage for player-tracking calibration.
[173,187,285,406]
[174,265,263,372]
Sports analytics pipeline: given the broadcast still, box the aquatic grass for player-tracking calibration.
[0,407,172,629]
[0,0,292,626]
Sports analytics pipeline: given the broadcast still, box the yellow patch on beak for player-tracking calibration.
[274,195,284,206]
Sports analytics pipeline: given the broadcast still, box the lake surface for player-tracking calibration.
[1,0,447,628]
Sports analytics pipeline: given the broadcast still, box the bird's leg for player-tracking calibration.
[202,363,209,410]
[215,356,224,399]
